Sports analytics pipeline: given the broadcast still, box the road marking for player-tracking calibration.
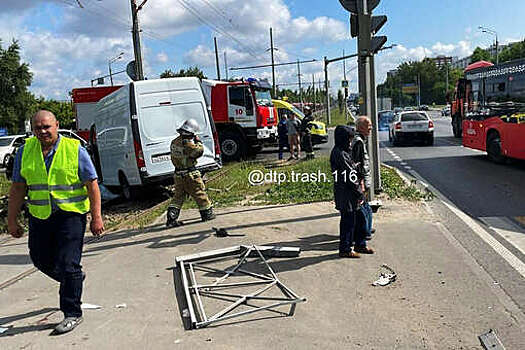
[443,201,525,278]
[403,166,412,170]
[400,162,408,166]
[479,216,525,256]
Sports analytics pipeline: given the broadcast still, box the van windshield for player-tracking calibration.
[140,102,209,139]
[254,89,273,107]
[0,137,15,146]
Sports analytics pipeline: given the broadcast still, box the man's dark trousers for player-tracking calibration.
[28,211,86,318]
[339,211,356,253]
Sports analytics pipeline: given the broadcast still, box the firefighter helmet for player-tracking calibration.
[177,119,200,135]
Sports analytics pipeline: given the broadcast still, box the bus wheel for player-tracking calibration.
[487,133,506,164]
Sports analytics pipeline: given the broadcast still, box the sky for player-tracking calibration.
[0,0,523,100]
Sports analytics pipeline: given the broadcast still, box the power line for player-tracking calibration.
[175,0,262,60]
[230,58,318,71]
[195,0,237,30]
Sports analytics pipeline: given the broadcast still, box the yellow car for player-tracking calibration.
[272,99,328,145]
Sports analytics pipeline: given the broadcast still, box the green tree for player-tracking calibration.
[499,39,525,63]
[0,40,34,133]
[471,47,492,63]
[32,97,74,129]
[160,66,207,80]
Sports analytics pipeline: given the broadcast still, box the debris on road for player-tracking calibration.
[372,264,397,287]
[175,245,306,329]
[479,329,506,350]
[115,303,127,309]
[81,303,103,310]
[212,227,245,238]
[0,326,9,334]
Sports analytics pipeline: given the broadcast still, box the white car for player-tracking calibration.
[389,111,434,146]
[0,135,26,167]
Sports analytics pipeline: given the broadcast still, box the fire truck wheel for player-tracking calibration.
[220,132,245,161]
[487,133,506,164]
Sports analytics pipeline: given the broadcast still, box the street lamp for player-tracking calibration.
[108,52,124,86]
[478,25,498,64]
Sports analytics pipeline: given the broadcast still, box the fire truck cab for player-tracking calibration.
[202,78,278,160]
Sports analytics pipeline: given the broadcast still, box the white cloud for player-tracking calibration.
[157,52,169,63]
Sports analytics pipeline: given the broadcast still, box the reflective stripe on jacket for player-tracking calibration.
[20,137,90,219]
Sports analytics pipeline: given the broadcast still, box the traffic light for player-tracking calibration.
[345,0,387,54]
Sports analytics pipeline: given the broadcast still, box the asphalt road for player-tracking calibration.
[380,110,525,313]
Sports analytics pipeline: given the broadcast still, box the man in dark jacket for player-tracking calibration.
[352,116,375,242]
[330,125,372,258]
[278,113,289,160]
[301,106,315,160]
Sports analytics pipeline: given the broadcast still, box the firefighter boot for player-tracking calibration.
[200,207,216,222]
[166,206,182,227]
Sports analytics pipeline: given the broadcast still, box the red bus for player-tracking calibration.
[451,58,525,162]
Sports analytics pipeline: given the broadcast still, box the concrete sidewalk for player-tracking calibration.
[0,200,524,349]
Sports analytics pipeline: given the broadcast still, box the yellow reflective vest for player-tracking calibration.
[21,137,90,219]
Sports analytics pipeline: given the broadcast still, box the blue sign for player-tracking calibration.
[0,127,8,136]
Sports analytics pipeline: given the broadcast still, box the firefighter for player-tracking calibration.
[166,119,215,227]
[301,106,315,160]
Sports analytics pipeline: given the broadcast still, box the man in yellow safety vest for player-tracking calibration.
[8,110,104,335]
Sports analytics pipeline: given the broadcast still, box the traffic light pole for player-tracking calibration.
[356,0,382,200]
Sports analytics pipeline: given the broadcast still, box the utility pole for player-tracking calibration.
[214,37,221,80]
[130,0,147,80]
[312,74,316,110]
[224,51,229,80]
[343,49,348,120]
[324,56,330,125]
[269,27,276,96]
[417,73,421,107]
[297,59,303,109]
[445,64,449,94]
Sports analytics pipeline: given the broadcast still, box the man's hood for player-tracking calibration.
[334,125,355,151]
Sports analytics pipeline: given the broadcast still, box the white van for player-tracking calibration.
[95,77,221,199]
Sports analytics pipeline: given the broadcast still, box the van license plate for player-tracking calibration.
[152,154,171,163]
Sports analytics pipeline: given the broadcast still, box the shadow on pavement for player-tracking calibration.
[83,212,340,254]
[0,254,32,265]
[0,307,59,337]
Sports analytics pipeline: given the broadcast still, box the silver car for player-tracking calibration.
[389,111,434,146]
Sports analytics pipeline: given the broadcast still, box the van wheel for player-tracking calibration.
[119,174,135,200]
[220,132,244,161]
[487,133,506,164]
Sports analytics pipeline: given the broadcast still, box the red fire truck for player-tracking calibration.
[450,58,525,162]
[202,78,278,160]
[72,86,123,141]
